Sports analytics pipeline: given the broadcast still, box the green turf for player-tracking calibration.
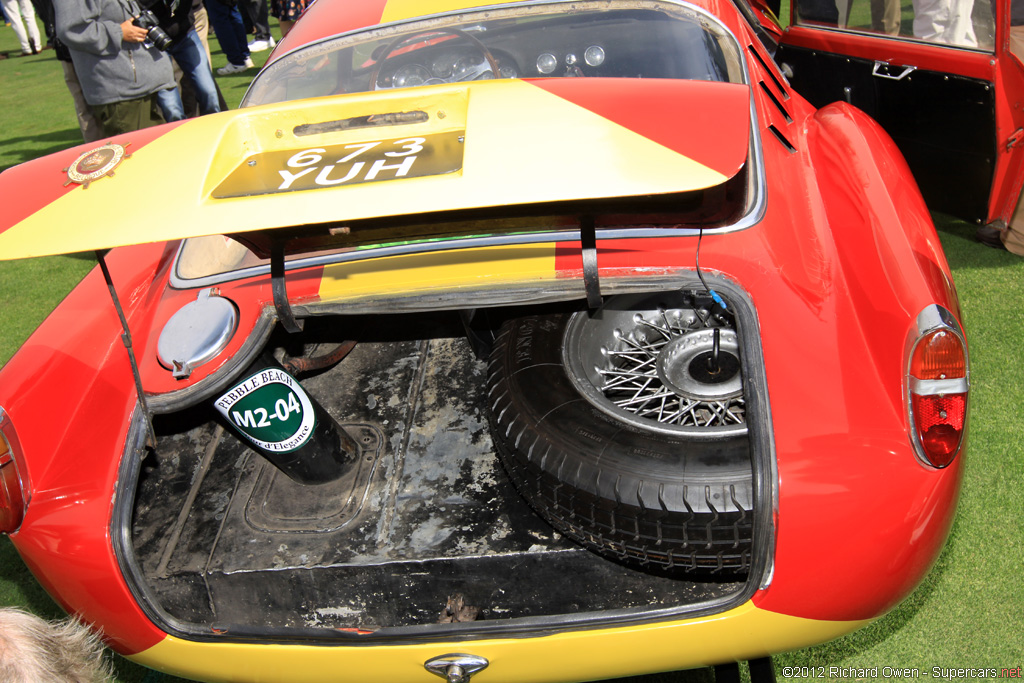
[0,17,273,683]
[2,12,1023,683]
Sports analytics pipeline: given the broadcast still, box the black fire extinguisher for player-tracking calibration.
[213,354,358,485]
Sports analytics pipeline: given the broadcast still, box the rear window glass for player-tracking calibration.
[243,1,745,107]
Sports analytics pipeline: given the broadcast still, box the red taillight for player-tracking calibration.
[909,325,968,468]
[0,408,28,534]
[0,432,26,533]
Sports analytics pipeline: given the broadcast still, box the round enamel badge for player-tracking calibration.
[63,143,129,188]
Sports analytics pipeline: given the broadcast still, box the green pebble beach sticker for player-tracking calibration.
[215,367,317,452]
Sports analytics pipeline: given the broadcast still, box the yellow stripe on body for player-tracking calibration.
[0,80,728,261]
[0,111,239,261]
[379,0,494,23]
[317,243,557,301]
[127,603,867,683]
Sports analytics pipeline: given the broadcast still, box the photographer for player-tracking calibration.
[137,0,223,121]
[54,0,177,137]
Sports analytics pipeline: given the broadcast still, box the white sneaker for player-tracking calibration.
[217,58,254,75]
[248,36,276,52]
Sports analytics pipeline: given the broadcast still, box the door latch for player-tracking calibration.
[424,654,489,683]
[1006,127,1024,151]
[872,61,916,81]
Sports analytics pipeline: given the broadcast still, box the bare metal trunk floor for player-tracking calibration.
[132,319,742,632]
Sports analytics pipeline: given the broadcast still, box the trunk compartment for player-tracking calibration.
[128,311,748,636]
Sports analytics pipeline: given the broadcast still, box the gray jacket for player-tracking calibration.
[54,0,174,106]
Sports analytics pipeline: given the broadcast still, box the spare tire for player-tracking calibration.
[487,293,754,573]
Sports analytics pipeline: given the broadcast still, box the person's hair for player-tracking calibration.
[0,607,112,683]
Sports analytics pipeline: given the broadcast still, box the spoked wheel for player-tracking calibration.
[487,292,754,573]
[562,294,748,438]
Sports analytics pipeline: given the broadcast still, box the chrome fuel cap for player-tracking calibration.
[157,288,238,379]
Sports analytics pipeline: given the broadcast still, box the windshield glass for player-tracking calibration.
[243,1,745,107]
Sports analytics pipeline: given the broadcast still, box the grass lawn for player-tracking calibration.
[1,10,1023,683]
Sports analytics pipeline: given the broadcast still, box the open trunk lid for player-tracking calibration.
[0,78,750,261]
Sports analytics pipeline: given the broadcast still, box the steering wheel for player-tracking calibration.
[369,28,502,90]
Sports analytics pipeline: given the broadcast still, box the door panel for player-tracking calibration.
[774,0,1024,225]
[776,45,995,221]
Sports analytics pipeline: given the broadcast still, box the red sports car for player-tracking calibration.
[2,0,1011,680]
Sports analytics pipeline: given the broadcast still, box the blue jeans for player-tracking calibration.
[206,0,251,67]
[156,30,222,121]
[171,29,221,115]
[155,87,185,122]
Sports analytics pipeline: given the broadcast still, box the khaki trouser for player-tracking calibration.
[62,61,103,144]
[90,94,166,138]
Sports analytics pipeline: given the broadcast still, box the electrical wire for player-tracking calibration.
[696,226,727,310]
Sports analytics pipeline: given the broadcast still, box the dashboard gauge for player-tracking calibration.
[392,64,433,88]
[453,55,481,80]
[499,62,518,78]
[431,53,458,78]
[536,52,558,74]
[584,45,606,67]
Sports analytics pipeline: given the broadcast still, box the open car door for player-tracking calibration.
[772,0,1024,227]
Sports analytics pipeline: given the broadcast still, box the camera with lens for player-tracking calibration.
[132,9,173,51]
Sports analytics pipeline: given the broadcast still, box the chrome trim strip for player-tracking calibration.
[910,377,969,396]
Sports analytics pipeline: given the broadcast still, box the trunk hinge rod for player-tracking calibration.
[580,215,602,310]
[270,239,303,334]
[95,250,156,450]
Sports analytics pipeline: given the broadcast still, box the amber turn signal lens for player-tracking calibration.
[910,330,966,380]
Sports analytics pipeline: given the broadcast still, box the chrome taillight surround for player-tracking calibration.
[905,305,969,469]
[0,406,29,533]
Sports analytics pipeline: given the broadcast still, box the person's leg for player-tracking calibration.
[16,0,40,51]
[239,0,254,35]
[252,0,271,41]
[170,29,221,115]
[206,0,251,67]
[870,0,901,33]
[191,6,230,110]
[90,94,166,137]
[155,86,186,122]
[61,60,103,143]
[243,0,273,48]
[192,4,214,63]
[0,0,32,53]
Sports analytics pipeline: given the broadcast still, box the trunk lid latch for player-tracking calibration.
[425,654,489,683]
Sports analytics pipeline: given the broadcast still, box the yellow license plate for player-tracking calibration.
[214,131,465,198]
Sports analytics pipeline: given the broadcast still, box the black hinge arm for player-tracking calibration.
[270,240,303,334]
[580,215,602,310]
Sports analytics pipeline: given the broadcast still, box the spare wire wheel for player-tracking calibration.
[563,292,747,438]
